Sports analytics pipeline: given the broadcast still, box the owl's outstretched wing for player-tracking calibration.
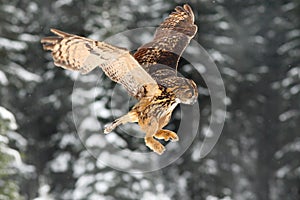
[133,4,197,74]
[41,29,157,98]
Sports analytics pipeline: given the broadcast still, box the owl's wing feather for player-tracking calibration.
[133,4,197,73]
[41,29,158,97]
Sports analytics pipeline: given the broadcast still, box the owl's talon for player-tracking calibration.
[145,137,165,155]
[154,130,179,142]
[104,122,115,134]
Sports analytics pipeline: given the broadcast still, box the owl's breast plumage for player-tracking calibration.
[133,85,177,124]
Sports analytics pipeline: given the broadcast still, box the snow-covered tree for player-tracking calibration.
[0,106,34,200]
[1,0,299,199]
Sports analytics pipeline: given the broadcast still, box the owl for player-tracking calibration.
[41,4,198,154]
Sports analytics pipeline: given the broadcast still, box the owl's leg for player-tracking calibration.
[104,112,138,133]
[144,137,165,155]
[154,130,179,142]
[142,120,165,155]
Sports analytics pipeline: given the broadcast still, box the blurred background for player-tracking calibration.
[0,0,299,199]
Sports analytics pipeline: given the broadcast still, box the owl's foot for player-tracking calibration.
[154,130,179,142]
[104,121,118,134]
[145,137,165,155]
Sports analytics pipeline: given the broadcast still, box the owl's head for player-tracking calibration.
[168,77,198,105]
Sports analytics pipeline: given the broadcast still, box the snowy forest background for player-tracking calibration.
[0,0,300,199]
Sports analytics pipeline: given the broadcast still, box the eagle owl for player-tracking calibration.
[41,4,198,155]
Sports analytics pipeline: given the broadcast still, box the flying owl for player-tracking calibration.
[41,4,198,155]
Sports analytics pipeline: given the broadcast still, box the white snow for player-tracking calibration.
[79,117,100,132]
[252,35,265,44]
[286,29,300,40]
[140,179,151,189]
[72,87,102,106]
[95,182,109,193]
[287,67,300,77]
[245,74,259,82]
[99,151,132,169]
[271,81,281,90]
[96,157,106,170]
[206,196,233,200]
[277,40,300,55]
[0,106,18,130]
[193,63,206,74]
[276,165,290,178]
[0,135,9,143]
[76,174,95,188]
[0,145,35,174]
[7,131,28,151]
[141,191,171,200]
[223,96,232,106]
[54,0,73,8]
[73,185,93,200]
[33,184,54,200]
[0,37,27,50]
[0,70,8,85]
[2,5,27,23]
[40,94,61,109]
[282,2,296,12]
[275,139,300,159]
[68,72,100,83]
[290,85,300,94]
[18,33,40,42]
[91,101,111,119]
[102,171,115,182]
[135,32,153,45]
[28,2,38,12]
[213,109,227,123]
[258,65,269,73]
[202,126,214,137]
[59,133,78,148]
[191,142,202,161]
[209,49,226,62]
[281,77,293,87]
[214,36,234,45]
[86,134,106,148]
[206,159,218,174]
[0,107,35,174]
[50,152,71,172]
[7,62,42,82]
[206,196,219,200]
[279,110,299,122]
[217,21,230,30]
[222,67,238,77]
[105,132,127,147]
[89,194,107,200]
[73,157,87,177]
